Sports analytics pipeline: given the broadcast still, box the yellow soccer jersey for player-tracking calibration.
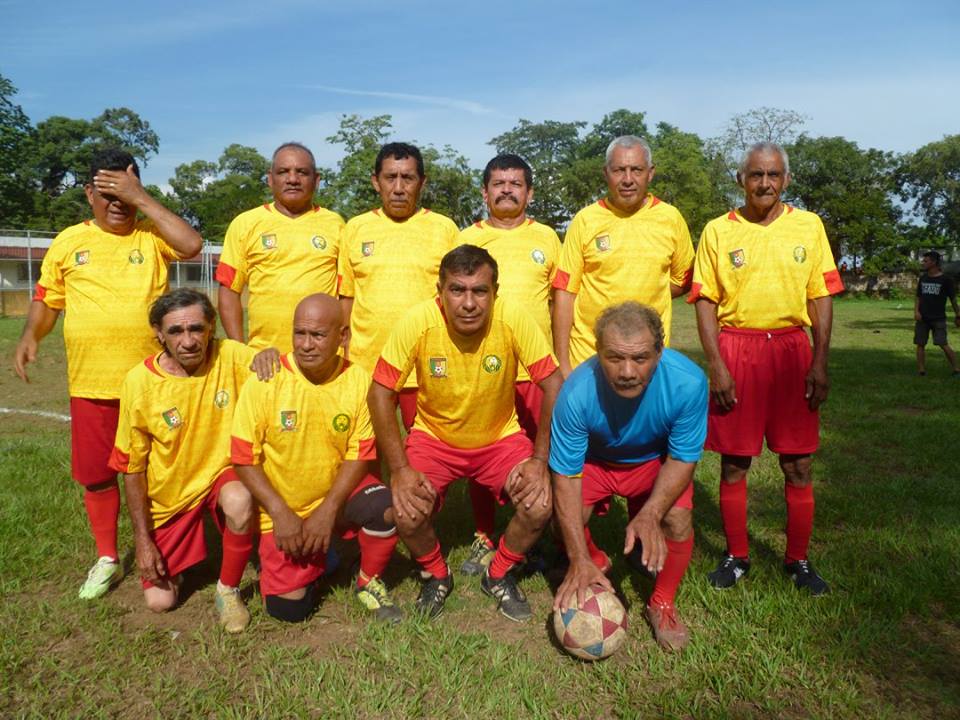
[35,220,181,399]
[109,339,257,529]
[216,203,345,352]
[458,218,560,382]
[373,297,558,449]
[231,355,375,533]
[552,196,694,365]
[338,208,458,387]
[688,206,844,329]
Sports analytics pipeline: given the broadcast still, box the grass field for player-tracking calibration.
[1,298,958,719]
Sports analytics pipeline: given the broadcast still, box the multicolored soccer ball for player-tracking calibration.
[553,585,628,660]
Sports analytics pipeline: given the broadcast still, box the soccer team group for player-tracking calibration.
[13,135,845,652]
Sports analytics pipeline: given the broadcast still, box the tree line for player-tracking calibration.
[2,73,957,273]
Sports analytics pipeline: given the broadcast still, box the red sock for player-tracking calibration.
[784,483,815,563]
[358,529,399,584]
[649,535,693,607]
[583,526,610,570]
[488,536,525,579]
[83,485,120,560]
[415,541,448,579]
[719,478,749,558]
[219,527,253,587]
[468,481,496,538]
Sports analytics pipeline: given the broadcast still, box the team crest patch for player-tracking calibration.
[482,354,503,374]
[429,357,447,378]
[361,241,375,257]
[729,249,746,268]
[280,410,298,431]
[261,233,278,250]
[531,249,546,265]
[793,246,807,264]
[332,413,351,433]
[595,235,611,252]
[128,249,144,265]
[312,235,327,250]
[214,390,230,409]
[162,407,182,429]
[75,250,90,266]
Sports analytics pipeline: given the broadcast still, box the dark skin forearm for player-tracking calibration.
[235,463,303,556]
[123,471,165,582]
[13,301,60,382]
[552,471,613,609]
[218,285,245,342]
[367,382,407,472]
[805,295,833,409]
[695,297,736,411]
[300,459,370,557]
[551,289,576,378]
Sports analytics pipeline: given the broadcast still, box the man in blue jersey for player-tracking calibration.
[550,301,707,651]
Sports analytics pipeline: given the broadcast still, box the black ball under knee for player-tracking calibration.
[264,584,317,623]
[343,482,395,534]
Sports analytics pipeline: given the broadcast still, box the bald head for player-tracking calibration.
[292,293,345,382]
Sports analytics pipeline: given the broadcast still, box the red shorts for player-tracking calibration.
[706,327,819,457]
[398,388,418,432]
[70,397,120,487]
[258,474,383,596]
[405,430,533,508]
[582,456,693,515]
[514,381,544,441]
[141,468,235,588]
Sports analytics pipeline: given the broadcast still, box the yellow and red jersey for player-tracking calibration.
[553,196,694,365]
[458,218,560,382]
[338,208,458,387]
[688,206,843,328]
[216,203,345,351]
[231,355,375,533]
[109,339,257,528]
[35,219,182,399]
[373,297,558,449]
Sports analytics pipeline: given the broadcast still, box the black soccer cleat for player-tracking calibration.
[481,569,532,623]
[707,554,751,589]
[415,574,454,620]
[784,559,830,596]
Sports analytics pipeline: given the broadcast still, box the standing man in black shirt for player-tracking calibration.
[915,250,960,376]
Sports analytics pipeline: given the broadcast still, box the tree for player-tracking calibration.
[897,135,960,257]
[0,74,36,226]
[420,144,482,227]
[319,114,392,219]
[786,135,904,272]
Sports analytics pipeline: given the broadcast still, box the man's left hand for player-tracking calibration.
[93,165,147,205]
[250,348,281,381]
[301,501,339,558]
[505,457,551,509]
[624,508,666,574]
[804,361,830,410]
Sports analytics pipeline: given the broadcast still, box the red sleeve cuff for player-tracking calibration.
[823,269,844,295]
[230,436,255,465]
[527,355,559,383]
[686,282,703,304]
[32,284,47,302]
[680,267,693,288]
[372,357,402,389]
[107,446,129,473]
[358,437,377,461]
[551,269,571,291]
[215,262,237,288]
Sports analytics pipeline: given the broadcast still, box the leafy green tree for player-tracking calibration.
[897,135,960,256]
[319,114,392,219]
[0,73,35,226]
[420,144,482,227]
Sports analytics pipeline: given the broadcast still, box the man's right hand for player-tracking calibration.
[135,536,167,584]
[708,359,737,412]
[391,465,436,521]
[554,558,614,611]
[12,336,38,382]
[559,360,573,381]
[272,507,305,557]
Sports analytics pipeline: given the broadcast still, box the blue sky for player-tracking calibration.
[4,0,958,189]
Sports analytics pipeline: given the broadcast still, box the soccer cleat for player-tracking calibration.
[355,576,404,624]
[460,533,495,576]
[784,559,830,596]
[645,602,690,651]
[414,574,454,620]
[481,569,532,623]
[78,556,121,600]
[707,554,751,589]
[215,584,250,633]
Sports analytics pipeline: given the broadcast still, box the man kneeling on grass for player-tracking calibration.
[231,294,402,623]
[110,288,277,632]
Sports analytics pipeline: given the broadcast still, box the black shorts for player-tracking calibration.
[914,319,948,346]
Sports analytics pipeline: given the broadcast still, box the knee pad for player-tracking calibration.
[264,584,317,623]
[343,482,395,534]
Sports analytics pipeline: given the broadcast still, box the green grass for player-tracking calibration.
[1,298,959,719]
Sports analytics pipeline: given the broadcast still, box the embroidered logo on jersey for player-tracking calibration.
[729,249,746,269]
[429,357,447,378]
[332,413,351,433]
[261,234,278,250]
[214,390,230,409]
[75,250,90,266]
[362,241,375,257]
[312,235,327,250]
[280,410,298,431]
[482,354,503,374]
[128,249,144,265]
[595,235,611,252]
[531,249,546,265]
[162,407,182,429]
[793,246,807,264]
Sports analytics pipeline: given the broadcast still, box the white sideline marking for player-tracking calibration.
[0,407,71,422]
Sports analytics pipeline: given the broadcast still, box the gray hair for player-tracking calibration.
[272,142,317,172]
[594,301,664,353]
[605,135,652,167]
[738,142,791,177]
